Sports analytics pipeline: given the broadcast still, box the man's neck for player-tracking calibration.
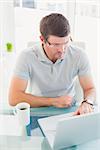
[42,44,57,63]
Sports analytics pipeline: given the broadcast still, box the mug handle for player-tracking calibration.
[13,108,17,115]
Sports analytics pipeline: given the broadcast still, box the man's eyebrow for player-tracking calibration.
[52,40,69,45]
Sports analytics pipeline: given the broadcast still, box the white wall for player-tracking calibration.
[14,5,75,52]
[0,0,15,110]
[15,8,51,52]
[74,15,100,103]
[0,0,15,53]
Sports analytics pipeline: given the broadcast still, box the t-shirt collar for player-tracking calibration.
[36,43,65,64]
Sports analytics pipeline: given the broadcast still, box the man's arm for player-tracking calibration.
[74,75,96,115]
[9,76,53,107]
[9,76,73,108]
[79,75,96,103]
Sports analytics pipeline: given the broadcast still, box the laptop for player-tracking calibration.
[38,111,100,150]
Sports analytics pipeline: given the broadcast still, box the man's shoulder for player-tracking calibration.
[68,43,86,57]
[20,42,41,58]
[69,43,84,52]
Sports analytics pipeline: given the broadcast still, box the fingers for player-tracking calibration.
[54,100,72,108]
[74,103,94,116]
[53,95,73,108]
[82,103,94,114]
[74,109,83,115]
[88,105,94,113]
[73,110,79,116]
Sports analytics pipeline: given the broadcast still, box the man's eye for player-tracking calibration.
[54,44,59,46]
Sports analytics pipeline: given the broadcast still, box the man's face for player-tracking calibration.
[41,35,71,62]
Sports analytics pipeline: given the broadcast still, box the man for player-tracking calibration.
[9,13,96,115]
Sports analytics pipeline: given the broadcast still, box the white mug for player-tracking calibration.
[13,102,30,126]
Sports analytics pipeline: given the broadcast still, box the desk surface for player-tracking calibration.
[0,105,100,150]
[0,133,100,150]
[1,136,100,150]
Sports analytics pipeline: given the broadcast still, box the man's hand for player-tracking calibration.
[74,102,94,115]
[52,96,73,108]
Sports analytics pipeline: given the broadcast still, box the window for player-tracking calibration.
[14,0,36,8]
[14,0,67,12]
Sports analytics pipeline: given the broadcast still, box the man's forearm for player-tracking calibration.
[84,88,96,103]
[9,91,54,107]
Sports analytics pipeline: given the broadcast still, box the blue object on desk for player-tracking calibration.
[30,105,77,116]
[26,116,48,136]
[26,105,78,136]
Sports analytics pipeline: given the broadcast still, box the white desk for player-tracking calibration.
[0,136,52,150]
[0,106,100,150]
[1,132,100,150]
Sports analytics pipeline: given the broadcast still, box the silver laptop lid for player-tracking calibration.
[53,112,100,150]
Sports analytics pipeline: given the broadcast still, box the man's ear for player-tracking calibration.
[40,35,45,42]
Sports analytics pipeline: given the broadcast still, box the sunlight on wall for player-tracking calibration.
[74,15,100,104]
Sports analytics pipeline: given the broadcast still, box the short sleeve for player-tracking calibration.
[13,51,30,80]
[77,51,91,76]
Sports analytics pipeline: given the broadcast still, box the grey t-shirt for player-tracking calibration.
[14,42,91,100]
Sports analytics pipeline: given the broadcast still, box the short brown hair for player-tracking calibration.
[40,13,70,40]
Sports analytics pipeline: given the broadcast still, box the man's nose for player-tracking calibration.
[57,45,65,52]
